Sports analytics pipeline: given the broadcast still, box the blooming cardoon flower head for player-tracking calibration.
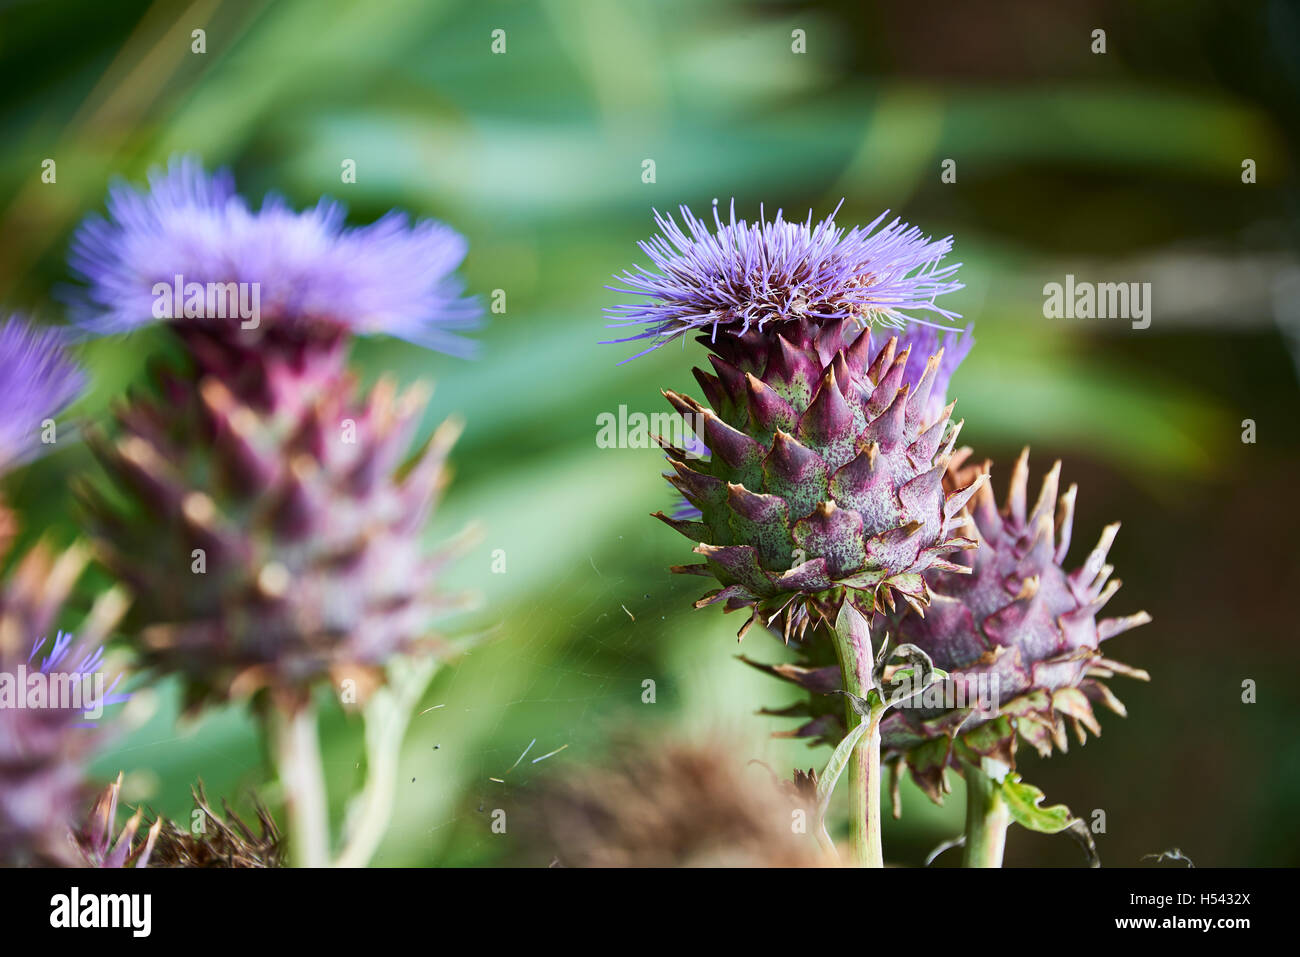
[76,162,480,712]
[610,205,975,639]
[606,201,962,358]
[69,156,481,356]
[0,542,129,865]
[0,315,84,476]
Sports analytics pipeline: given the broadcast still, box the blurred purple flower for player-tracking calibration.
[68,156,481,355]
[0,630,127,865]
[606,200,962,359]
[0,315,84,474]
[28,629,130,721]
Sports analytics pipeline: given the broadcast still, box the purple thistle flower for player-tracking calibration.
[68,156,481,356]
[0,629,127,865]
[75,163,477,712]
[28,630,130,722]
[606,200,962,359]
[0,315,84,474]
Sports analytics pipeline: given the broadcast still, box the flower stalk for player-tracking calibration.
[962,757,1011,868]
[270,699,331,869]
[335,657,439,868]
[828,602,884,868]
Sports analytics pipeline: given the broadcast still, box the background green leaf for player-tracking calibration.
[1,0,1297,866]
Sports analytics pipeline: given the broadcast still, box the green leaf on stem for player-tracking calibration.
[810,718,871,859]
[816,719,871,816]
[998,774,1074,834]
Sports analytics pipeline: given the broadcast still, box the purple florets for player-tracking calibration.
[68,156,481,355]
[606,200,962,359]
[0,316,84,474]
[0,630,127,864]
[27,630,129,722]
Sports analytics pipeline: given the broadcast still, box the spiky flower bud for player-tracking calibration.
[750,452,1151,805]
[0,544,129,866]
[665,324,984,637]
[70,158,480,711]
[609,204,974,638]
[880,450,1151,800]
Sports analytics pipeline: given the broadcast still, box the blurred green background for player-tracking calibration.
[1,0,1298,866]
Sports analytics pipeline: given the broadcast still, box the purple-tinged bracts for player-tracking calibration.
[74,773,160,868]
[748,451,1151,805]
[82,358,470,711]
[881,450,1150,800]
[658,318,984,640]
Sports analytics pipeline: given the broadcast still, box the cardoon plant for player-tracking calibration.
[68,157,481,867]
[748,444,1151,865]
[608,202,976,865]
[609,201,1150,867]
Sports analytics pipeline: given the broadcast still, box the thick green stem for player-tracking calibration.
[271,699,331,868]
[962,759,1010,868]
[828,609,884,868]
[335,658,438,868]
[847,705,884,868]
